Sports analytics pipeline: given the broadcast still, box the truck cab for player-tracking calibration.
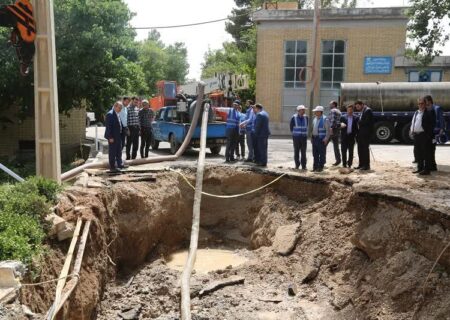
[151,106,226,155]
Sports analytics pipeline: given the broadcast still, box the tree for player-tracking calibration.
[0,0,190,117]
[407,0,450,66]
[138,30,189,95]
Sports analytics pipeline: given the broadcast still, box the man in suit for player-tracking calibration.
[254,103,270,167]
[424,95,443,171]
[340,105,359,168]
[410,97,436,175]
[354,100,374,170]
[105,101,125,172]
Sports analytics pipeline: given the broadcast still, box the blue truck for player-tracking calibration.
[151,106,227,155]
[340,82,450,144]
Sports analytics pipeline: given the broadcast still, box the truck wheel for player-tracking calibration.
[210,146,221,155]
[373,121,394,144]
[170,134,179,154]
[151,137,160,150]
[401,123,414,144]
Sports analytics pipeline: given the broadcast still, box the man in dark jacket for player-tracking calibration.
[254,103,270,167]
[138,99,154,158]
[104,101,124,172]
[340,105,359,168]
[410,97,436,175]
[354,100,374,170]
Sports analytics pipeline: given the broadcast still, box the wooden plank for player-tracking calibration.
[46,218,82,320]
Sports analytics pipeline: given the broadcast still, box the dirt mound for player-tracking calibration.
[9,166,450,319]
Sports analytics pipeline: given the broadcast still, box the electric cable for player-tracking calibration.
[132,8,254,30]
[170,168,287,198]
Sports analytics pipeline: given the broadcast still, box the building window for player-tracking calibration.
[284,40,307,88]
[408,70,442,82]
[321,40,345,89]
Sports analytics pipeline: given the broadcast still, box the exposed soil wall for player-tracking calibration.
[14,167,450,320]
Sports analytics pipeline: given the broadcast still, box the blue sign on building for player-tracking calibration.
[364,56,393,74]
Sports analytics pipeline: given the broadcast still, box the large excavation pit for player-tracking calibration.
[16,167,450,320]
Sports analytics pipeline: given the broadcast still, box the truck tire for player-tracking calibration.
[151,137,160,150]
[210,146,221,155]
[189,101,214,124]
[401,123,414,144]
[169,134,179,154]
[372,121,394,144]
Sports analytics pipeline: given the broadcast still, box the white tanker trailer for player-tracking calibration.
[340,82,450,143]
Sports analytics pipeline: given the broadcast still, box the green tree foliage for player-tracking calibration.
[0,1,190,116]
[138,30,189,95]
[407,0,450,66]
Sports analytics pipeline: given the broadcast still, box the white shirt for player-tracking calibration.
[411,110,424,134]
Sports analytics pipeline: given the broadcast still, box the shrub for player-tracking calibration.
[0,212,45,263]
[22,176,62,204]
[0,176,62,264]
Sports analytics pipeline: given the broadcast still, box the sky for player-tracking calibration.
[125,0,449,80]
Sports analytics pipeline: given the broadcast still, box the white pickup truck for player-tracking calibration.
[86,112,96,127]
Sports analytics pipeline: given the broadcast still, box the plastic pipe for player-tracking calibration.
[180,102,209,320]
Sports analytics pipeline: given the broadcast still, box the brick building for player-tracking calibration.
[253,5,450,134]
[0,106,87,161]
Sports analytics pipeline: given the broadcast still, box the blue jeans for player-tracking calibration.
[312,136,327,169]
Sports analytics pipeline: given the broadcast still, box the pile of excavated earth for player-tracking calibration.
[1,163,450,320]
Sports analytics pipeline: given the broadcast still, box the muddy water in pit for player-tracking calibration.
[18,167,450,320]
[166,249,248,274]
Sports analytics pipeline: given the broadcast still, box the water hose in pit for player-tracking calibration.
[180,102,210,320]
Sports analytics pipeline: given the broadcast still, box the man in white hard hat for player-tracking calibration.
[311,106,331,172]
[289,105,309,170]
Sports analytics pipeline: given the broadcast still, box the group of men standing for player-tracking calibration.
[410,95,443,175]
[104,96,155,172]
[290,100,374,172]
[224,99,271,167]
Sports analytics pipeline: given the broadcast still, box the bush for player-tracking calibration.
[0,176,62,264]
[0,212,45,264]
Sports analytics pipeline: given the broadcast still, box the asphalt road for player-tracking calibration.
[86,126,450,172]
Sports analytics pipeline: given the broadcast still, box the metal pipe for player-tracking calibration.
[0,163,24,182]
[181,102,210,320]
[60,83,206,181]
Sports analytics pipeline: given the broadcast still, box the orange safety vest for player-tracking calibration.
[6,0,35,43]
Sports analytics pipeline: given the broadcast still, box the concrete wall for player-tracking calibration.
[0,106,86,159]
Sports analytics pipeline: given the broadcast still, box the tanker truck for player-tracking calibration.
[340,82,450,144]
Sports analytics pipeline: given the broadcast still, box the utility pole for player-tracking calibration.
[308,0,320,132]
[33,0,61,182]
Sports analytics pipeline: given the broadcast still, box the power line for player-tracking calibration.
[132,17,229,29]
[131,9,253,30]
